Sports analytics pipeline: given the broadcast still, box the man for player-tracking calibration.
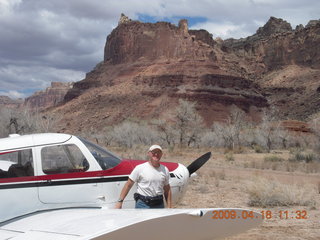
[115,145,172,209]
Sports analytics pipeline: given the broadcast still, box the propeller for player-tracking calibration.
[187,152,211,176]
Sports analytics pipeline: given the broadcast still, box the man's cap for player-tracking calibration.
[148,145,162,152]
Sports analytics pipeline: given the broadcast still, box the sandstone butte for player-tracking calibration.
[8,16,320,133]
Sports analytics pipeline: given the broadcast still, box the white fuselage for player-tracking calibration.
[0,133,189,223]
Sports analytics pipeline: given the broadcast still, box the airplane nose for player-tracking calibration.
[169,163,190,205]
[168,152,211,205]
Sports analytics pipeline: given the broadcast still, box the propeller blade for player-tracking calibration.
[187,152,211,176]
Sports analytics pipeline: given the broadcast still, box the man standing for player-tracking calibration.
[115,145,172,209]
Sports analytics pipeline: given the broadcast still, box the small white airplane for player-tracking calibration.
[0,133,262,240]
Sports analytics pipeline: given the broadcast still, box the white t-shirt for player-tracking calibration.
[129,162,170,197]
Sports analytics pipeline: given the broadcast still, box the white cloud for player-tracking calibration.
[191,21,253,39]
[0,64,84,91]
[0,90,25,99]
[0,0,21,14]
[0,0,319,98]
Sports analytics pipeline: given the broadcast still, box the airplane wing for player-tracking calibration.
[0,208,262,240]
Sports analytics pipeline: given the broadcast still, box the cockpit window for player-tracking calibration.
[0,149,34,178]
[79,137,122,170]
[41,144,89,174]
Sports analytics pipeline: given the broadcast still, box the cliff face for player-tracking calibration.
[25,82,73,110]
[60,18,270,131]
[220,17,320,119]
[0,96,23,109]
[222,17,320,73]
[104,19,217,64]
[54,16,320,132]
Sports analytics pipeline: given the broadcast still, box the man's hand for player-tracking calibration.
[114,201,123,209]
[114,179,134,209]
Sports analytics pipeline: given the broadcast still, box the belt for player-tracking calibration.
[134,193,163,206]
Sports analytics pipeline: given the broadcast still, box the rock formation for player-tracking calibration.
[221,17,320,119]
[25,82,73,110]
[50,16,319,132]
[61,17,271,131]
[0,96,23,109]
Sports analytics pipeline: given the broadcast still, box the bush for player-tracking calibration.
[109,121,159,148]
[294,152,306,162]
[305,153,317,163]
[264,155,284,162]
[225,152,234,161]
[289,150,318,163]
[253,144,265,153]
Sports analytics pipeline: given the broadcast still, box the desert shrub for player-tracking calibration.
[305,153,318,163]
[225,152,234,161]
[289,147,303,154]
[253,144,265,153]
[294,152,306,162]
[174,99,204,147]
[0,106,60,137]
[289,150,318,163]
[200,131,222,147]
[109,121,159,148]
[264,155,284,162]
[247,177,316,207]
[232,146,247,154]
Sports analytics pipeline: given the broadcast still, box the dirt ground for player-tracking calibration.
[114,146,320,239]
[164,149,320,240]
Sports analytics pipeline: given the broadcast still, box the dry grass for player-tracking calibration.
[108,146,320,239]
[246,177,316,208]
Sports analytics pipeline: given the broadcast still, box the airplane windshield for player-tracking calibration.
[79,137,122,170]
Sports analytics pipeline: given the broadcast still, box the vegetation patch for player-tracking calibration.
[289,150,319,163]
[247,177,316,207]
[264,155,285,162]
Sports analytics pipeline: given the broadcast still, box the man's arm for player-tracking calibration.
[163,184,172,208]
[115,178,135,209]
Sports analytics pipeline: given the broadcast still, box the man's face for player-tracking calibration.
[148,149,163,162]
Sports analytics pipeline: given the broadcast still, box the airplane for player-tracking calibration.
[0,133,262,239]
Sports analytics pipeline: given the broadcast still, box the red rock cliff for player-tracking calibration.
[25,82,73,110]
[60,17,269,131]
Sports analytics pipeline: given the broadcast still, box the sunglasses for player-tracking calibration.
[151,150,162,155]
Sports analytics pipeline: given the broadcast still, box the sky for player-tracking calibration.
[0,0,319,99]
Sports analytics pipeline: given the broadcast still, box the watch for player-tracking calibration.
[118,199,124,203]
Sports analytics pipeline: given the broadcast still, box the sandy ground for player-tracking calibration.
[165,149,320,240]
[114,146,320,239]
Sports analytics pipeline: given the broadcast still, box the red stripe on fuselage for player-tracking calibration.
[0,159,179,184]
[0,150,17,155]
[124,159,179,172]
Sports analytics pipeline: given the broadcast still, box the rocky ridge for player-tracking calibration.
[0,96,23,108]
[60,17,273,131]
[218,17,320,119]
[5,16,319,133]
[24,82,74,110]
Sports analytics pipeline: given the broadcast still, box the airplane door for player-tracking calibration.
[0,148,40,222]
[37,144,102,204]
